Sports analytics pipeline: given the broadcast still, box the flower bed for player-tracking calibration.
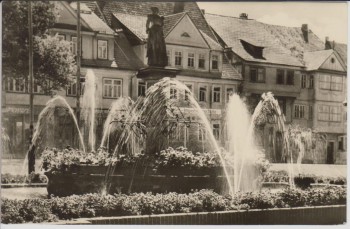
[263,170,346,189]
[1,187,346,224]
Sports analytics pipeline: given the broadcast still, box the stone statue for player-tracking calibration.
[146,7,168,67]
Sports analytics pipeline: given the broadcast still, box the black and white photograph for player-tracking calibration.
[0,0,348,226]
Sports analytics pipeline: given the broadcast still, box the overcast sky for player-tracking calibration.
[198,2,348,44]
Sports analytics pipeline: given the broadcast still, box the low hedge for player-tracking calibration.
[1,187,346,224]
[263,170,346,189]
[1,173,48,184]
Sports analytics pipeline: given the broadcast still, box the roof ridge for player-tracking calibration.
[205,12,256,21]
[164,11,187,18]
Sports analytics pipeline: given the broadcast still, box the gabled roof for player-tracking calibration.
[199,30,222,51]
[303,49,346,71]
[70,2,114,35]
[334,42,347,66]
[101,2,218,42]
[303,50,334,71]
[80,1,106,21]
[113,12,222,51]
[163,12,187,37]
[205,13,327,67]
[113,13,148,41]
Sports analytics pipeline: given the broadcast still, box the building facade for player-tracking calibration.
[206,13,347,164]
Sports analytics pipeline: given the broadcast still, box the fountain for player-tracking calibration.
[81,69,97,152]
[103,78,234,196]
[38,77,334,196]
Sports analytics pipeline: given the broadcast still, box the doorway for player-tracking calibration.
[326,141,335,164]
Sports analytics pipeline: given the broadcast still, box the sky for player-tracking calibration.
[197,2,348,44]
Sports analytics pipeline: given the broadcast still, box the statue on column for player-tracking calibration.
[146,7,168,67]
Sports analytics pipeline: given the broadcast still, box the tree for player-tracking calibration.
[2,1,76,94]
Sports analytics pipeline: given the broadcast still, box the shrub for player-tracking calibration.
[1,199,57,224]
[1,187,346,224]
[1,173,48,184]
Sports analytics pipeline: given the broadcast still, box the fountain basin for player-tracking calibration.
[45,166,230,196]
[262,182,290,190]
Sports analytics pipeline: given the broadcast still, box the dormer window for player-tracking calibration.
[240,39,264,59]
[98,40,108,59]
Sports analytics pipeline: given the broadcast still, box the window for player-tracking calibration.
[67,81,84,96]
[33,79,43,94]
[318,105,341,122]
[103,78,122,98]
[199,86,207,102]
[138,81,146,97]
[331,76,342,91]
[226,88,234,102]
[212,55,219,70]
[250,67,265,83]
[320,75,343,91]
[286,70,294,85]
[198,54,205,69]
[213,123,220,140]
[185,83,193,101]
[167,50,171,66]
[309,75,314,89]
[309,105,313,120]
[71,37,77,55]
[170,87,177,99]
[319,74,331,89]
[294,104,305,119]
[98,40,108,59]
[276,69,285,84]
[338,136,347,151]
[301,74,307,88]
[187,53,194,68]
[6,77,25,92]
[175,51,182,66]
[212,86,221,103]
[67,82,77,96]
[198,126,206,141]
[330,106,341,122]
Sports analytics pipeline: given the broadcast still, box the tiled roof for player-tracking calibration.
[334,42,347,66]
[114,33,146,70]
[113,13,148,41]
[101,2,218,41]
[221,55,242,80]
[163,12,187,37]
[199,30,222,51]
[80,1,107,22]
[205,13,328,67]
[303,49,334,71]
[113,12,223,52]
[70,2,114,35]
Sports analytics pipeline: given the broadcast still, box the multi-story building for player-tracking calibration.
[2,1,141,157]
[2,1,242,157]
[96,1,242,152]
[205,13,347,164]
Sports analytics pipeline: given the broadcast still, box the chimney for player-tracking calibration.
[173,2,185,14]
[301,24,309,43]
[201,9,205,15]
[325,36,335,50]
[239,13,248,20]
